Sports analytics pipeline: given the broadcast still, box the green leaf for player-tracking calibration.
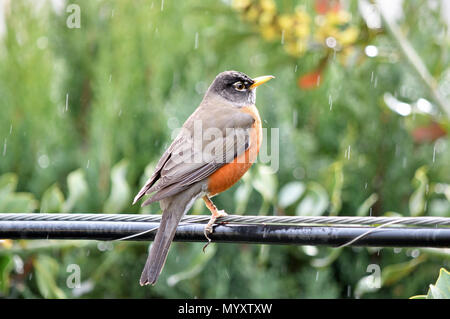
[0,173,18,200]
[0,173,37,213]
[62,169,88,213]
[310,247,343,268]
[357,193,378,216]
[329,162,344,216]
[34,255,66,299]
[0,255,13,295]
[427,199,450,217]
[167,244,217,287]
[234,173,253,214]
[409,166,428,216]
[411,268,450,299]
[40,184,65,213]
[381,255,426,286]
[104,160,131,213]
[0,193,38,213]
[296,182,329,216]
[410,294,427,299]
[251,165,277,203]
[278,181,306,208]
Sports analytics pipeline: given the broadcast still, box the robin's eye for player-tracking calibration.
[233,81,246,91]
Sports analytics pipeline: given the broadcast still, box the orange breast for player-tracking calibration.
[207,105,262,196]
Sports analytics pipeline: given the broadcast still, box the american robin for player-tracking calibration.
[133,70,274,285]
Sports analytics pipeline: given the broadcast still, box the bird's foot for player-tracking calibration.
[202,210,227,252]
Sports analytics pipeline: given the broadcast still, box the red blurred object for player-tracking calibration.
[315,0,341,14]
[298,70,322,90]
[412,122,447,143]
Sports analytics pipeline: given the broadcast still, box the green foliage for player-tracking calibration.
[411,268,450,299]
[103,160,131,213]
[0,173,38,213]
[34,255,67,299]
[0,0,449,299]
[62,169,89,213]
[295,182,329,216]
[40,184,64,213]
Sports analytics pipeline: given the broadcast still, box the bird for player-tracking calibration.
[133,70,274,286]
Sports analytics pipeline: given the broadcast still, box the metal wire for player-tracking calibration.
[1,220,450,247]
[0,213,449,227]
[1,213,449,248]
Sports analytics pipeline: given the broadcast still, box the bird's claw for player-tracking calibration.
[202,210,228,253]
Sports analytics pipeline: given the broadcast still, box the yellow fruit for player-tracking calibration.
[232,0,252,10]
[259,0,276,12]
[245,6,260,22]
[261,25,278,40]
[284,39,307,57]
[336,27,359,46]
[259,11,275,26]
[278,14,294,30]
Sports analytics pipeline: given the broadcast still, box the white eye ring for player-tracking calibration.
[233,81,246,91]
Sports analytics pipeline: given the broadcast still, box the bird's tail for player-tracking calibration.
[139,186,203,286]
[139,205,183,286]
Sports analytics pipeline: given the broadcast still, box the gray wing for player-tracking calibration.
[133,106,255,206]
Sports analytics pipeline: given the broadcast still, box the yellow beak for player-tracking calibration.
[249,75,275,89]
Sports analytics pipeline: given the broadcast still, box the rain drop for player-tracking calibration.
[2,138,6,156]
[432,144,436,163]
[194,32,199,49]
[281,30,285,44]
[65,93,69,112]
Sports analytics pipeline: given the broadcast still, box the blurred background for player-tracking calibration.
[0,0,449,298]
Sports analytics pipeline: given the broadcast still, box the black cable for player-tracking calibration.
[1,220,450,247]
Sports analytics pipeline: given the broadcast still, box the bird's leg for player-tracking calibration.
[202,195,227,251]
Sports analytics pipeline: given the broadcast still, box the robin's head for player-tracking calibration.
[207,70,274,106]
